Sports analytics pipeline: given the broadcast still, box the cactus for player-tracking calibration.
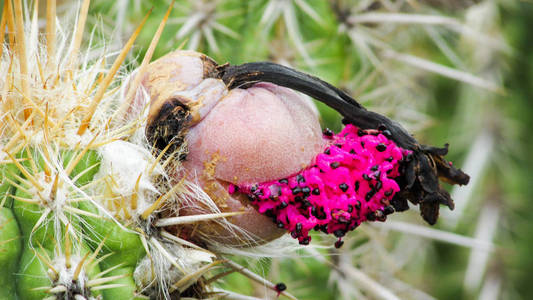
[1,0,511,299]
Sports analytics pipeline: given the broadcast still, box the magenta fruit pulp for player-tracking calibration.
[229,124,411,246]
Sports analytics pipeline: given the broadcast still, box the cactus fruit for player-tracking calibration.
[142,52,469,249]
[0,1,470,299]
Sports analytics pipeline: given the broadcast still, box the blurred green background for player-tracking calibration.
[82,0,533,299]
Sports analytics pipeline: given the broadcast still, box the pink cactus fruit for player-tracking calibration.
[230,124,410,246]
[139,51,418,247]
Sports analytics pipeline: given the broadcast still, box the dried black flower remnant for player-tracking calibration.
[213,62,469,225]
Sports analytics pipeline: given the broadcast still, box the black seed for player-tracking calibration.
[291,231,298,238]
[250,185,257,193]
[295,223,302,233]
[301,187,311,194]
[324,148,331,155]
[265,209,274,217]
[302,200,311,208]
[361,141,365,148]
[339,183,349,192]
[376,143,387,152]
[371,165,379,171]
[376,210,386,221]
[375,181,382,191]
[347,205,354,213]
[385,189,393,197]
[292,187,301,195]
[335,143,342,148]
[331,162,340,169]
[275,283,287,292]
[355,201,361,209]
[277,222,285,228]
[312,188,320,195]
[374,171,381,179]
[386,156,393,162]
[355,181,360,191]
[365,190,375,201]
[300,237,310,245]
[366,212,376,221]
[314,225,320,231]
[297,174,306,184]
[357,129,366,136]
[279,201,288,208]
[320,224,328,233]
[363,174,371,181]
[294,196,303,202]
[349,149,356,154]
[335,240,344,249]
[378,124,387,131]
[384,206,395,215]
[334,230,345,238]
[323,128,334,137]
[311,207,317,216]
[383,130,392,138]
[279,178,288,184]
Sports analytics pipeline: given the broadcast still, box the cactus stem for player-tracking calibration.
[78,8,152,136]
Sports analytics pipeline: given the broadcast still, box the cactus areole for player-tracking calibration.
[143,51,470,247]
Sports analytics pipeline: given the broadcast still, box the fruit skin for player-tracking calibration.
[0,207,21,300]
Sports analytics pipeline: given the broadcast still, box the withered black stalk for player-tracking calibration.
[213,62,470,225]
